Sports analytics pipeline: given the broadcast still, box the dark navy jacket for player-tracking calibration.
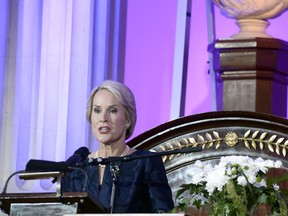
[61,150,174,213]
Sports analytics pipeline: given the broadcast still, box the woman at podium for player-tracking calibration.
[61,80,174,213]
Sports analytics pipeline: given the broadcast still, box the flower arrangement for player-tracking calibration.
[175,155,288,216]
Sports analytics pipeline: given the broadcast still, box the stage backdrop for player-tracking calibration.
[0,0,287,198]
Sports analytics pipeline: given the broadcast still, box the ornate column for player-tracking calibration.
[209,38,288,117]
[209,0,288,117]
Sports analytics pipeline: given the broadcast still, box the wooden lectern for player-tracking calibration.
[0,171,105,215]
[0,192,105,215]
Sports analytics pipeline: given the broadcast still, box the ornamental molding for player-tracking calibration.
[152,130,288,162]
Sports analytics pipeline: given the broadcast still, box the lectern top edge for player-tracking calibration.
[0,192,105,214]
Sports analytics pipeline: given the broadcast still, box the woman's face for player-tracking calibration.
[91,89,128,145]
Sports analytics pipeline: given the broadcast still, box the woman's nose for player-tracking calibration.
[99,111,108,122]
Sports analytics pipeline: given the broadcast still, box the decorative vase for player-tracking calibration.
[252,204,272,216]
[182,205,210,216]
[212,0,288,38]
[180,205,271,216]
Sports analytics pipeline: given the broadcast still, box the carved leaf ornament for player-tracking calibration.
[153,130,288,162]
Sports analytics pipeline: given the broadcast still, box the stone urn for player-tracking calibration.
[212,0,288,38]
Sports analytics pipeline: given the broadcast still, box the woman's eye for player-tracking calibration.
[110,108,117,113]
[93,108,101,113]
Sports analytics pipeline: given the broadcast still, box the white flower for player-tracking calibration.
[237,175,247,186]
[177,155,287,215]
[205,166,229,195]
[273,184,280,190]
[188,160,210,184]
[253,158,273,173]
[246,172,257,185]
[275,160,283,168]
[189,156,284,196]
[254,179,267,188]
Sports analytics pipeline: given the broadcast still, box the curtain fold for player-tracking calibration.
[0,0,126,193]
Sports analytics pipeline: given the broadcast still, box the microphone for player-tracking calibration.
[25,160,69,172]
[25,147,90,172]
[65,146,90,167]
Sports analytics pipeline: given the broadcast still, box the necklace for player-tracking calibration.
[121,145,130,156]
[97,146,130,168]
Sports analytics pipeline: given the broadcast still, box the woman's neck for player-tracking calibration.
[98,143,128,158]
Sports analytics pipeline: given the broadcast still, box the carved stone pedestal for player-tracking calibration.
[208,38,288,117]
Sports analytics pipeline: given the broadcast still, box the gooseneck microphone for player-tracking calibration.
[25,147,90,172]
[24,146,90,186]
[2,147,90,194]
[25,160,69,172]
[65,146,90,167]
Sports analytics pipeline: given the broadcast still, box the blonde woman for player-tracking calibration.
[61,80,174,213]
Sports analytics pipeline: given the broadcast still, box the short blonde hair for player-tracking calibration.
[86,80,137,139]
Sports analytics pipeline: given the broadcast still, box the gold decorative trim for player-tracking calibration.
[152,130,288,162]
[225,132,238,147]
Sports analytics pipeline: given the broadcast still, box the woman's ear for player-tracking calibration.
[125,119,130,128]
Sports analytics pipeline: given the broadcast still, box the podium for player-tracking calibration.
[0,192,105,215]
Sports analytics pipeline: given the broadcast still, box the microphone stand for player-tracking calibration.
[1,170,27,194]
[109,160,121,213]
[86,146,202,213]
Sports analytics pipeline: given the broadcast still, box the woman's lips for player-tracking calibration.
[98,126,111,134]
